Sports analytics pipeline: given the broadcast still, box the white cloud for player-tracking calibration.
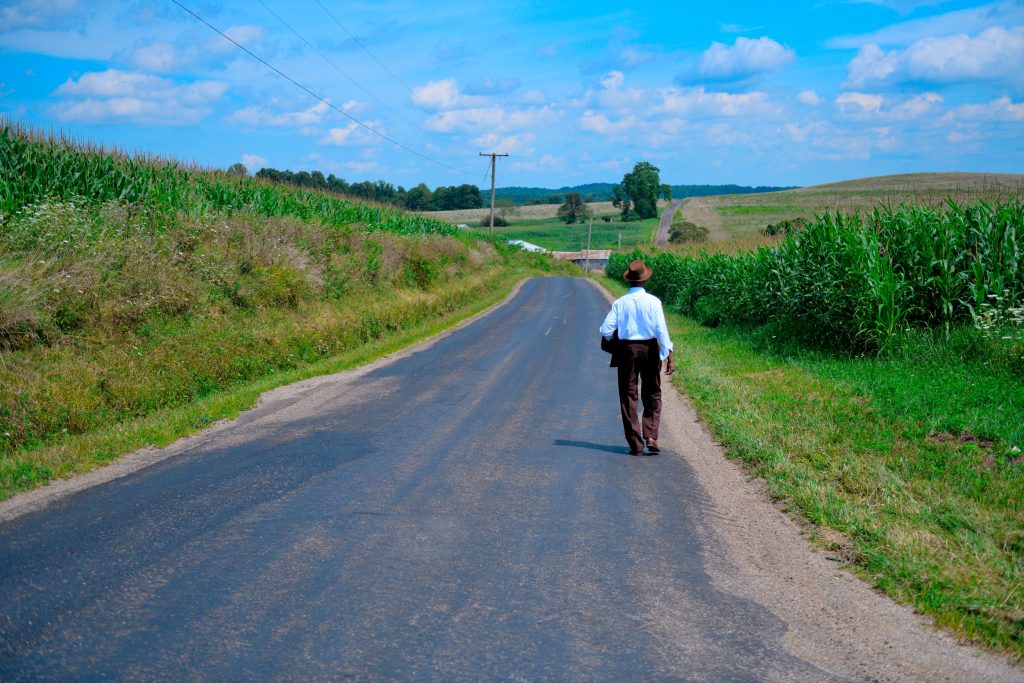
[422,108,502,132]
[706,122,752,145]
[319,121,384,146]
[0,0,79,31]
[50,69,227,125]
[601,70,625,90]
[657,87,775,117]
[829,1,1024,49]
[951,96,1024,121]
[241,153,267,173]
[471,132,536,153]
[698,37,795,78]
[798,90,822,106]
[520,89,547,105]
[845,26,1024,87]
[579,110,638,135]
[835,92,885,115]
[55,69,226,103]
[835,91,943,120]
[888,92,942,119]
[123,42,188,72]
[422,105,559,133]
[511,154,566,172]
[785,121,827,142]
[410,79,486,110]
[595,70,648,109]
[204,24,265,54]
[845,44,899,87]
[229,101,330,127]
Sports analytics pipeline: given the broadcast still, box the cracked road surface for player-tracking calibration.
[1,278,1019,681]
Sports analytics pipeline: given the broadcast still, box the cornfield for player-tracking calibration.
[609,201,1024,352]
[0,122,457,237]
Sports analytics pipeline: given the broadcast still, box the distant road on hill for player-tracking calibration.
[655,198,686,244]
[682,171,1024,241]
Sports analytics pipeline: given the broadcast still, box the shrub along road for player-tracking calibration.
[0,278,1018,681]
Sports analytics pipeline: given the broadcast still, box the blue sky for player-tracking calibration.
[1,0,1022,188]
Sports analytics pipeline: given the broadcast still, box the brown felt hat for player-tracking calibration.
[623,259,653,283]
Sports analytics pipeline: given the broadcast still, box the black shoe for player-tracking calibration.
[629,447,642,456]
[646,439,660,453]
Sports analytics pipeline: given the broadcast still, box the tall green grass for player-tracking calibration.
[610,201,1023,357]
[0,122,456,237]
[0,198,550,460]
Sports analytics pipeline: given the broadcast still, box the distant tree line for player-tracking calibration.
[246,166,483,211]
[497,182,798,206]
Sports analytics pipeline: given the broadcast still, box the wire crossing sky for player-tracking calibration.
[1,1,1021,188]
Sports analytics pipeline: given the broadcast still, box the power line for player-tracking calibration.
[313,0,415,95]
[170,0,476,177]
[255,0,414,128]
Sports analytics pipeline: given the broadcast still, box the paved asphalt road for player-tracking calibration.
[0,277,829,681]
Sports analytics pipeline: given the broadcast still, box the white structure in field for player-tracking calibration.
[506,240,548,253]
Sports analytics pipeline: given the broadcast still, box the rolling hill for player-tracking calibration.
[680,172,1024,241]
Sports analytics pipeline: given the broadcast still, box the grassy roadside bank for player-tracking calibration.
[599,274,1023,657]
[0,261,561,501]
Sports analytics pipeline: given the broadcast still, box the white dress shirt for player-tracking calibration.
[599,287,674,360]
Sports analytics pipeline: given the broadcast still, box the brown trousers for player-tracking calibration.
[616,340,662,452]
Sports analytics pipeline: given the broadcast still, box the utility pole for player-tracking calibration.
[479,152,509,239]
[586,217,592,271]
[618,231,621,250]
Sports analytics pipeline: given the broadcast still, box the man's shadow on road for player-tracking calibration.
[553,439,630,455]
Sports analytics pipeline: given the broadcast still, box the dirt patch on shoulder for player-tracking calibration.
[927,431,996,449]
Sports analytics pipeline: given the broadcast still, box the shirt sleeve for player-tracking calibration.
[599,302,618,339]
[654,302,673,360]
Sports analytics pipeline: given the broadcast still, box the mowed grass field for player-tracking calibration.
[683,172,1024,241]
[468,214,660,251]
[421,201,620,224]
[422,200,669,251]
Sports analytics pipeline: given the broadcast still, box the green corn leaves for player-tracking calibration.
[609,200,1024,353]
[0,123,457,238]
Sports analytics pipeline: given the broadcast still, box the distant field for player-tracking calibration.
[422,200,669,251]
[683,172,1024,241]
[468,214,660,251]
[420,201,620,224]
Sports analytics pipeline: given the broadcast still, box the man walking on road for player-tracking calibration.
[600,259,676,455]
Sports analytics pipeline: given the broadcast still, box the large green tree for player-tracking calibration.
[618,161,662,220]
[557,192,592,224]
